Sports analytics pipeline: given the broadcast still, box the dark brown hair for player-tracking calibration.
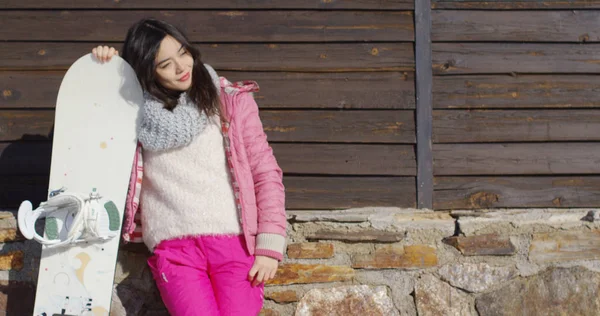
[121,18,220,115]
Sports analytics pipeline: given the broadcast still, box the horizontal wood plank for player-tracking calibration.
[433,43,600,74]
[249,72,415,109]
[1,71,415,109]
[0,43,414,71]
[0,109,415,143]
[0,141,415,176]
[433,109,600,142]
[0,141,414,176]
[0,142,52,176]
[0,175,416,209]
[434,176,600,209]
[434,143,600,175]
[1,0,414,9]
[0,72,62,109]
[0,111,54,141]
[272,144,416,176]
[0,11,414,42]
[433,11,600,42]
[285,176,416,209]
[262,110,415,143]
[432,0,600,9]
[434,75,600,109]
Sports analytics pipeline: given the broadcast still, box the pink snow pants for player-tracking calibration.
[147,234,264,316]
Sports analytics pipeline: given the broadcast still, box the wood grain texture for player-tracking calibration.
[433,109,600,142]
[415,0,434,208]
[0,109,415,143]
[434,143,600,175]
[432,0,600,9]
[1,71,415,109]
[1,0,414,9]
[0,11,414,42]
[433,43,600,74]
[434,176,600,209]
[272,143,416,176]
[0,43,415,71]
[248,72,416,109]
[0,111,54,141]
[262,110,415,143]
[284,176,416,209]
[433,11,600,42]
[0,72,63,109]
[0,141,414,176]
[433,75,600,109]
[0,175,417,209]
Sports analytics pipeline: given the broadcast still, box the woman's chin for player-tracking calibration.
[172,82,192,92]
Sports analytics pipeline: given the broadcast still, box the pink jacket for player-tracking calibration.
[122,78,287,260]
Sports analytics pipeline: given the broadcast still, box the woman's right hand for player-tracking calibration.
[92,46,119,63]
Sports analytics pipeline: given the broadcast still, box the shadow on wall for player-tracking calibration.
[0,130,52,315]
[0,132,53,210]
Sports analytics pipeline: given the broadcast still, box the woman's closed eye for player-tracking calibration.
[159,52,187,69]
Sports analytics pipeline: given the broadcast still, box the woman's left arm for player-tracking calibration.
[239,92,287,286]
[239,93,287,260]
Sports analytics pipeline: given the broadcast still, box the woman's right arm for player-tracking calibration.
[91,45,119,63]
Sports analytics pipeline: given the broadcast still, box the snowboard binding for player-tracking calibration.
[18,188,121,248]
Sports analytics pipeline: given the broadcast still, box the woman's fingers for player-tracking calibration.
[108,47,116,59]
[253,266,277,286]
[253,270,266,287]
[92,46,118,63]
[248,264,258,282]
[265,267,276,282]
[102,46,110,62]
[249,256,279,286]
[92,45,102,60]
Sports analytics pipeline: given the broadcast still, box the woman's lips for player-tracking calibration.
[179,72,190,82]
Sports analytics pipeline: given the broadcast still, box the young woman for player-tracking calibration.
[93,18,286,315]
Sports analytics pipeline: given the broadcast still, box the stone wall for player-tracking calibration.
[1,208,600,315]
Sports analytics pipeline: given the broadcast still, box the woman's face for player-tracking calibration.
[154,35,194,91]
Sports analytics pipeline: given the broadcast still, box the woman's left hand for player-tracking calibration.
[248,255,279,287]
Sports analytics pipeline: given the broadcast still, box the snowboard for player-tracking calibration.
[31,54,142,316]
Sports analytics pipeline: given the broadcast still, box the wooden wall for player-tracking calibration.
[430,0,600,209]
[1,1,599,211]
[0,1,418,210]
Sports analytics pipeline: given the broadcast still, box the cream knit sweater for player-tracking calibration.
[139,116,242,250]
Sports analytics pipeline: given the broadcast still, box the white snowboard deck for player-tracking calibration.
[33,54,142,316]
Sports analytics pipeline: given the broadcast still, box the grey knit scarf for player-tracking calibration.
[137,64,221,152]
[137,92,208,151]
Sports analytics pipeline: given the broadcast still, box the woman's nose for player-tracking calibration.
[174,59,184,73]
